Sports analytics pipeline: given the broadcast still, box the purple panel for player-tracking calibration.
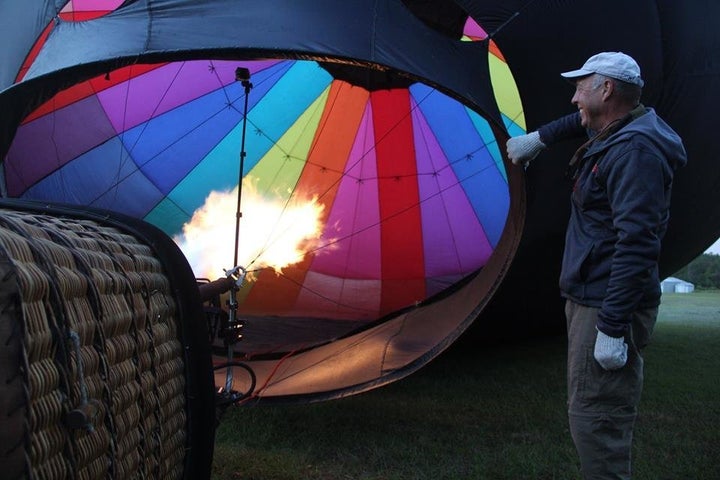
[67,0,123,11]
[412,102,492,278]
[97,59,281,132]
[312,103,381,280]
[463,17,488,39]
[5,95,116,196]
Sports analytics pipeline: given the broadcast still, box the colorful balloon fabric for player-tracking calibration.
[6,56,518,325]
[0,0,528,402]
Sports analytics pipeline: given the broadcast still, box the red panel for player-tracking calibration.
[15,24,53,83]
[371,89,426,314]
[23,63,167,124]
[489,40,506,61]
[59,11,110,21]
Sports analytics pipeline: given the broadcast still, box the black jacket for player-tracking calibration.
[539,109,687,336]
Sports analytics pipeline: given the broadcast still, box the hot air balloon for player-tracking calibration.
[0,0,528,404]
[0,4,528,478]
[2,1,720,479]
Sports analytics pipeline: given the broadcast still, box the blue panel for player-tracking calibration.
[504,113,527,137]
[144,197,190,237]
[458,168,509,247]
[167,61,333,215]
[21,137,164,218]
[121,61,293,194]
[467,107,506,182]
[410,84,508,246]
[92,170,166,218]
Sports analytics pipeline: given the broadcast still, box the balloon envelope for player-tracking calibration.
[0,0,526,401]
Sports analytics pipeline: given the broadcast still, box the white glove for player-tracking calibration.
[506,131,546,166]
[593,329,628,370]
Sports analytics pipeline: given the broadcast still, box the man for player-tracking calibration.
[506,52,687,479]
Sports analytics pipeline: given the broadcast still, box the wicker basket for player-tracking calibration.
[0,202,214,480]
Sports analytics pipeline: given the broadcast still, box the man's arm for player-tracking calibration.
[537,111,584,145]
[506,112,585,165]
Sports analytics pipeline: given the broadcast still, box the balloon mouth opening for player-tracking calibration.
[3,50,525,402]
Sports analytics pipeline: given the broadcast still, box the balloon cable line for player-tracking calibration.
[247,93,500,264]
[242,80,498,271]
[95,60,284,219]
[83,60,261,219]
[306,81,438,201]
[239,148,500,317]
[235,84,502,288]
[32,59,504,315]
[10,85,61,195]
[209,60,236,112]
[109,64,143,208]
[486,0,541,40]
[99,62,191,208]
[238,108,501,312]
[299,152,498,259]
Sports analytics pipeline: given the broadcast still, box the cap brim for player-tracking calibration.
[560,68,593,79]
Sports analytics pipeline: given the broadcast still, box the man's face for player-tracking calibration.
[571,74,605,131]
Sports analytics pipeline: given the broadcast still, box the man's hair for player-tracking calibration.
[594,74,642,106]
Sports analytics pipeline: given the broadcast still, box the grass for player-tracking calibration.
[211,291,720,480]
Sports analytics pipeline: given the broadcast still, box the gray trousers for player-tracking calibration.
[565,300,657,480]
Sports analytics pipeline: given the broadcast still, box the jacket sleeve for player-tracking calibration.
[596,140,673,337]
[537,111,586,145]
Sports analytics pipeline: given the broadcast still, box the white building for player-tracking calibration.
[660,276,695,293]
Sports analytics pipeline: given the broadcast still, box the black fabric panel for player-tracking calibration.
[18,0,501,126]
[401,0,468,39]
[457,0,720,341]
[652,0,720,275]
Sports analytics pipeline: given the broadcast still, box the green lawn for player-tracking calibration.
[212,291,720,480]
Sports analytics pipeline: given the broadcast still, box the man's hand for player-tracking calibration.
[594,329,628,370]
[506,131,546,166]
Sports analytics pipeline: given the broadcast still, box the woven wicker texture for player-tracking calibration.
[0,209,187,480]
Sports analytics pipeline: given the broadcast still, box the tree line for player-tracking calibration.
[672,253,720,289]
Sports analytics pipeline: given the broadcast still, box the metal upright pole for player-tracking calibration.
[233,67,253,268]
[221,67,254,397]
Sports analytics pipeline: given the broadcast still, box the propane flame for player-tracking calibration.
[175,177,327,280]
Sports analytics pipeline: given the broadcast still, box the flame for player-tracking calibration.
[175,177,327,280]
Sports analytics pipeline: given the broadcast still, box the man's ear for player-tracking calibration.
[602,79,614,101]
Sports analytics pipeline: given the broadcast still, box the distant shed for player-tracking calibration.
[661,276,695,293]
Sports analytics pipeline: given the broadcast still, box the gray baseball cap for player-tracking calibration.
[561,51,644,87]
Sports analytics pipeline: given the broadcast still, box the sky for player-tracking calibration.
[706,237,720,255]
